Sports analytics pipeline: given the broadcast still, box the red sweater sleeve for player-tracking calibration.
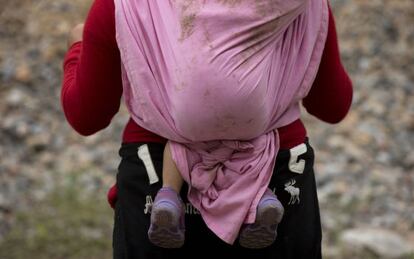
[302,7,353,124]
[61,0,122,136]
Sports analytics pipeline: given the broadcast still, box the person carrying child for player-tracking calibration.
[62,0,352,258]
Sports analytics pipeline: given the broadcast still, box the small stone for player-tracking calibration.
[340,228,414,259]
[26,133,50,152]
[14,63,31,82]
[6,89,25,105]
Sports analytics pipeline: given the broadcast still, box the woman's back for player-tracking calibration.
[115,0,328,142]
[114,0,330,243]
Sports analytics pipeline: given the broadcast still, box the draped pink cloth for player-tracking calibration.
[114,0,328,244]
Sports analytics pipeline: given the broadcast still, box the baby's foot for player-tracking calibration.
[239,189,284,249]
[148,187,185,248]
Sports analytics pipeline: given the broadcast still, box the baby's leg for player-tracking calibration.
[148,141,185,248]
[162,141,184,193]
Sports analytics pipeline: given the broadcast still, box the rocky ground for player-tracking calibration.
[0,0,413,258]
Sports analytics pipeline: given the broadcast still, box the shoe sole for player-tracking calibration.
[148,202,184,249]
[239,199,284,249]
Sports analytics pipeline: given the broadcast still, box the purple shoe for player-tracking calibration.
[239,189,284,249]
[148,187,185,248]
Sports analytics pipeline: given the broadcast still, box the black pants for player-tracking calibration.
[113,140,322,259]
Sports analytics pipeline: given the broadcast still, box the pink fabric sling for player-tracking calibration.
[114,0,328,244]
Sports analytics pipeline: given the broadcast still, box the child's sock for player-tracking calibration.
[148,187,185,248]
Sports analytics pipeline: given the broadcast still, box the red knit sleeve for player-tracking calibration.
[61,0,122,136]
[302,6,353,124]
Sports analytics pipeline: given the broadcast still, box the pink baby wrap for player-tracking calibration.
[114,0,328,244]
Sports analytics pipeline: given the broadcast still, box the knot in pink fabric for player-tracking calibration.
[190,140,254,200]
